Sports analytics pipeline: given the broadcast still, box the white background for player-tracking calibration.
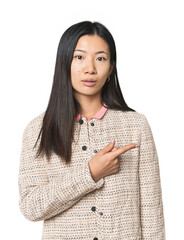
[0,0,183,239]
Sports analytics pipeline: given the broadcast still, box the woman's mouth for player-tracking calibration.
[82,80,97,87]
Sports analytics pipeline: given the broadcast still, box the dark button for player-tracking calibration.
[99,212,103,216]
[91,206,96,212]
[82,146,87,151]
[79,119,84,124]
[90,122,94,126]
[94,149,98,153]
[93,238,98,240]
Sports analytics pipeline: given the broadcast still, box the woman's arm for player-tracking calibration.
[139,114,166,239]
[18,121,104,222]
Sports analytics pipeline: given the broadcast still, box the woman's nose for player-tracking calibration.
[84,59,97,74]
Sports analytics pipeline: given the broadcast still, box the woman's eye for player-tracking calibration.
[97,57,106,61]
[74,55,83,60]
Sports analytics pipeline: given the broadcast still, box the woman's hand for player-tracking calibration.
[89,140,139,182]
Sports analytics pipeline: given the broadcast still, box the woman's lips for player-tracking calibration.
[82,80,97,86]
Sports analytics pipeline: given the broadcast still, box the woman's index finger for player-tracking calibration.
[109,143,139,159]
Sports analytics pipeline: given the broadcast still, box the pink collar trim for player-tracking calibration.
[76,103,108,123]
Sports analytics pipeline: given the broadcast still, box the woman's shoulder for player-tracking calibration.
[108,108,147,123]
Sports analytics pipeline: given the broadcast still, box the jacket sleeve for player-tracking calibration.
[18,120,105,222]
[139,114,166,239]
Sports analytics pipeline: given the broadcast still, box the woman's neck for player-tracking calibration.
[76,95,103,120]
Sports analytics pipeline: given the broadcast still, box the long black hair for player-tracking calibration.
[34,20,136,164]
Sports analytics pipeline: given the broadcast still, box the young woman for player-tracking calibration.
[18,21,166,239]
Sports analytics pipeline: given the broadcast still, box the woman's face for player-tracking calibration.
[71,34,114,99]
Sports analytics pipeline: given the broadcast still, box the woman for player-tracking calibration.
[18,21,166,239]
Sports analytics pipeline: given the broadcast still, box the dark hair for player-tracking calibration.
[34,20,136,164]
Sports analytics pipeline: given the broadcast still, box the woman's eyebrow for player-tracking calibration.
[74,49,108,55]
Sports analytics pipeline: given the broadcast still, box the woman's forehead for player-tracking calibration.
[75,34,109,53]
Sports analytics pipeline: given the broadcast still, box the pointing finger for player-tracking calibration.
[109,143,139,158]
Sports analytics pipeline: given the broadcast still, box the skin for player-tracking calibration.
[71,34,114,120]
[70,34,139,181]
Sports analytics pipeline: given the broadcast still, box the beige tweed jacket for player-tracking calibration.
[18,107,166,240]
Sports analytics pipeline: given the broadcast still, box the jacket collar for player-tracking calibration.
[75,103,108,123]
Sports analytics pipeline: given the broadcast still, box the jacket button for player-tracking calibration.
[82,146,87,151]
[94,149,98,153]
[99,212,103,216]
[91,206,96,212]
[90,122,94,126]
[93,238,98,240]
[79,119,84,124]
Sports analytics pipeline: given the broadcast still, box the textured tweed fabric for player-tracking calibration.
[18,106,165,239]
